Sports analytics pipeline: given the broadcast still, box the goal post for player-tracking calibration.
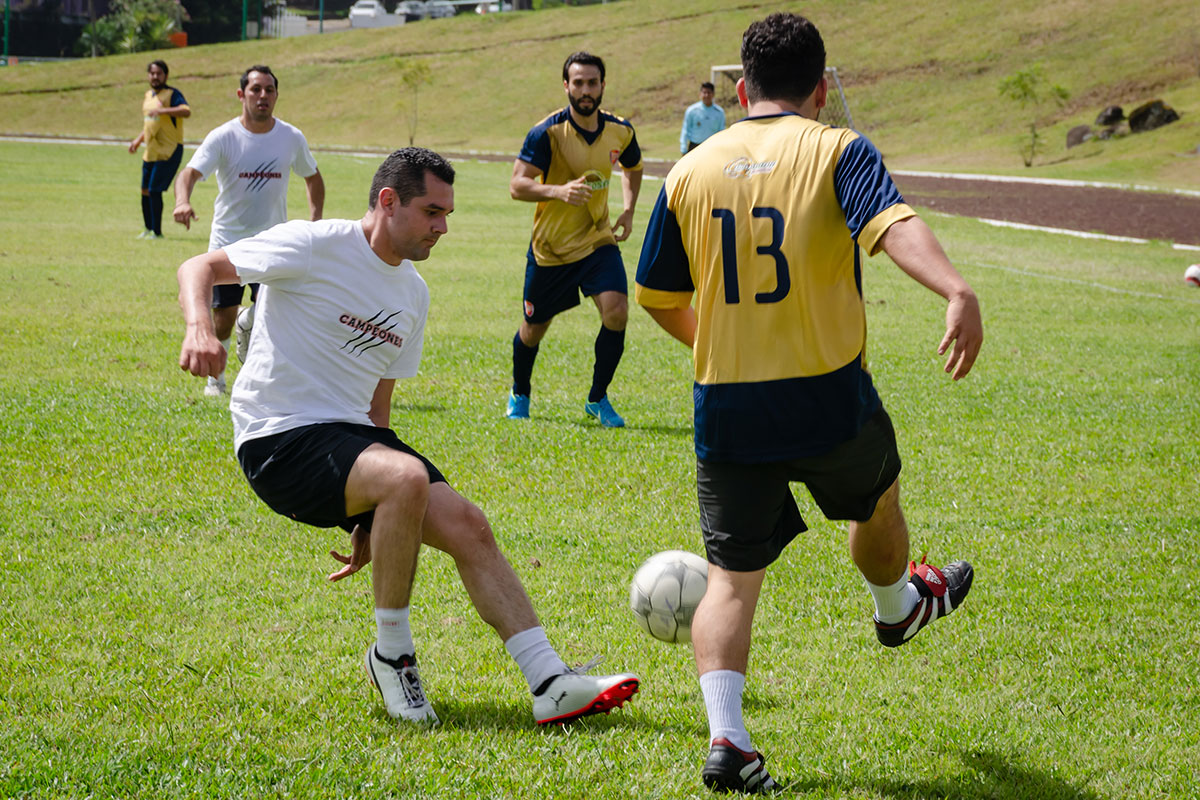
[709,64,855,129]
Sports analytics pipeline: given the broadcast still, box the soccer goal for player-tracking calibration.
[709,64,855,129]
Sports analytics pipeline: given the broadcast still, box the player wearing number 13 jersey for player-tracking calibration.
[637,113,912,462]
[635,13,983,794]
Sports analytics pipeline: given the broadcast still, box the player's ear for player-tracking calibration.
[813,76,828,111]
[735,77,749,109]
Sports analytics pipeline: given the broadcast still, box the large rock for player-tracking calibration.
[1128,100,1179,133]
[1067,125,1093,148]
[1095,105,1124,125]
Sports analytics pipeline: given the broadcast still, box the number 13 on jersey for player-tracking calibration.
[711,206,791,305]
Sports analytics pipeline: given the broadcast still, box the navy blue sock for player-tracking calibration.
[589,325,625,403]
[150,193,164,235]
[512,331,539,396]
[140,194,153,230]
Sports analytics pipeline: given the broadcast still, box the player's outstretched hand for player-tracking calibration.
[328,524,372,581]
[174,203,198,229]
[612,209,635,242]
[939,289,983,380]
[558,176,593,207]
[127,139,139,154]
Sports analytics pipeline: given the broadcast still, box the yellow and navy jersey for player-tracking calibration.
[519,108,642,266]
[635,113,916,462]
[141,85,188,162]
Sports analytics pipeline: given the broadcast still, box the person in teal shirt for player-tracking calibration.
[679,81,726,153]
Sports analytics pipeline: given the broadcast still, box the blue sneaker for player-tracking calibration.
[584,396,625,428]
[506,392,530,419]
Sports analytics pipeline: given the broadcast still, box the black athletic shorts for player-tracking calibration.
[236,422,447,533]
[696,408,902,572]
[212,282,259,309]
[522,243,627,324]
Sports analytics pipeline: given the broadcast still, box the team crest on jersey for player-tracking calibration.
[723,156,778,179]
[609,149,620,165]
[338,310,405,355]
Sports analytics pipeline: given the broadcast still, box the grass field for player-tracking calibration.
[3,0,1200,187]
[1,140,1199,799]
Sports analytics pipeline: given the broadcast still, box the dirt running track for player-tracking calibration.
[634,158,1200,248]
[892,173,1200,248]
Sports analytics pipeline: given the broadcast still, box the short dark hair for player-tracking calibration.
[147,59,169,77]
[562,51,605,83]
[369,147,456,209]
[700,81,715,92]
[740,13,825,105]
[240,65,279,91]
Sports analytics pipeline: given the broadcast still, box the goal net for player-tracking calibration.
[709,64,855,129]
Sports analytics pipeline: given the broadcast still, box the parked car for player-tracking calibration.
[350,0,400,27]
[426,0,455,18]
[395,0,425,22]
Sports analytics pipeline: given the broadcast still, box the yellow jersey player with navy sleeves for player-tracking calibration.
[636,113,914,461]
[507,52,644,429]
[520,107,642,265]
[129,59,190,240]
[634,15,983,794]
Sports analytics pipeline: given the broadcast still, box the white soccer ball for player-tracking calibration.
[1185,264,1200,287]
[629,550,709,644]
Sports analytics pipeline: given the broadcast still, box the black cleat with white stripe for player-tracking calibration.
[874,557,974,648]
[702,738,780,794]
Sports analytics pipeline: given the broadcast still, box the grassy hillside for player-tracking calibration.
[2,0,1200,186]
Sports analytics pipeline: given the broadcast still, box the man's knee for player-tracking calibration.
[347,447,430,517]
[427,491,500,559]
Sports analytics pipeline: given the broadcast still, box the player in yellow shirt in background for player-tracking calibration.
[507,52,643,428]
[128,60,190,240]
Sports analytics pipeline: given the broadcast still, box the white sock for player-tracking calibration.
[504,627,569,693]
[206,337,231,386]
[700,670,752,752]
[867,571,919,624]
[375,606,414,659]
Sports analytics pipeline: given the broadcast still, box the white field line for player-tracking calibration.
[965,260,1200,304]
[893,168,1200,198]
[974,217,1200,252]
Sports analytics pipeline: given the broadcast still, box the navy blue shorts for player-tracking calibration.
[141,145,183,193]
[696,408,902,572]
[522,244,627,324]
[236,422,447,533]
[212,282,259,309]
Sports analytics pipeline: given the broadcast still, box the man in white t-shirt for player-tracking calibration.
[175,148,640,727]
[174,65,326,397]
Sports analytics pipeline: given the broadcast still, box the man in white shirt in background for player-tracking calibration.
[174,64,326,397]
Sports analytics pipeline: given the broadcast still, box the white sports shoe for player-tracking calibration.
[532,658,640,725]
[234,305,254,364]
[203,376,226,397]
[364,645,439,724]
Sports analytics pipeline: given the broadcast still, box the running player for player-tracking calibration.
[174,65,325,397]
[507,51,643,428]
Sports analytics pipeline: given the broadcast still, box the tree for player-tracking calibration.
[395,58,432,146]
[75,0,188,55]
[998,65,1070,167]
